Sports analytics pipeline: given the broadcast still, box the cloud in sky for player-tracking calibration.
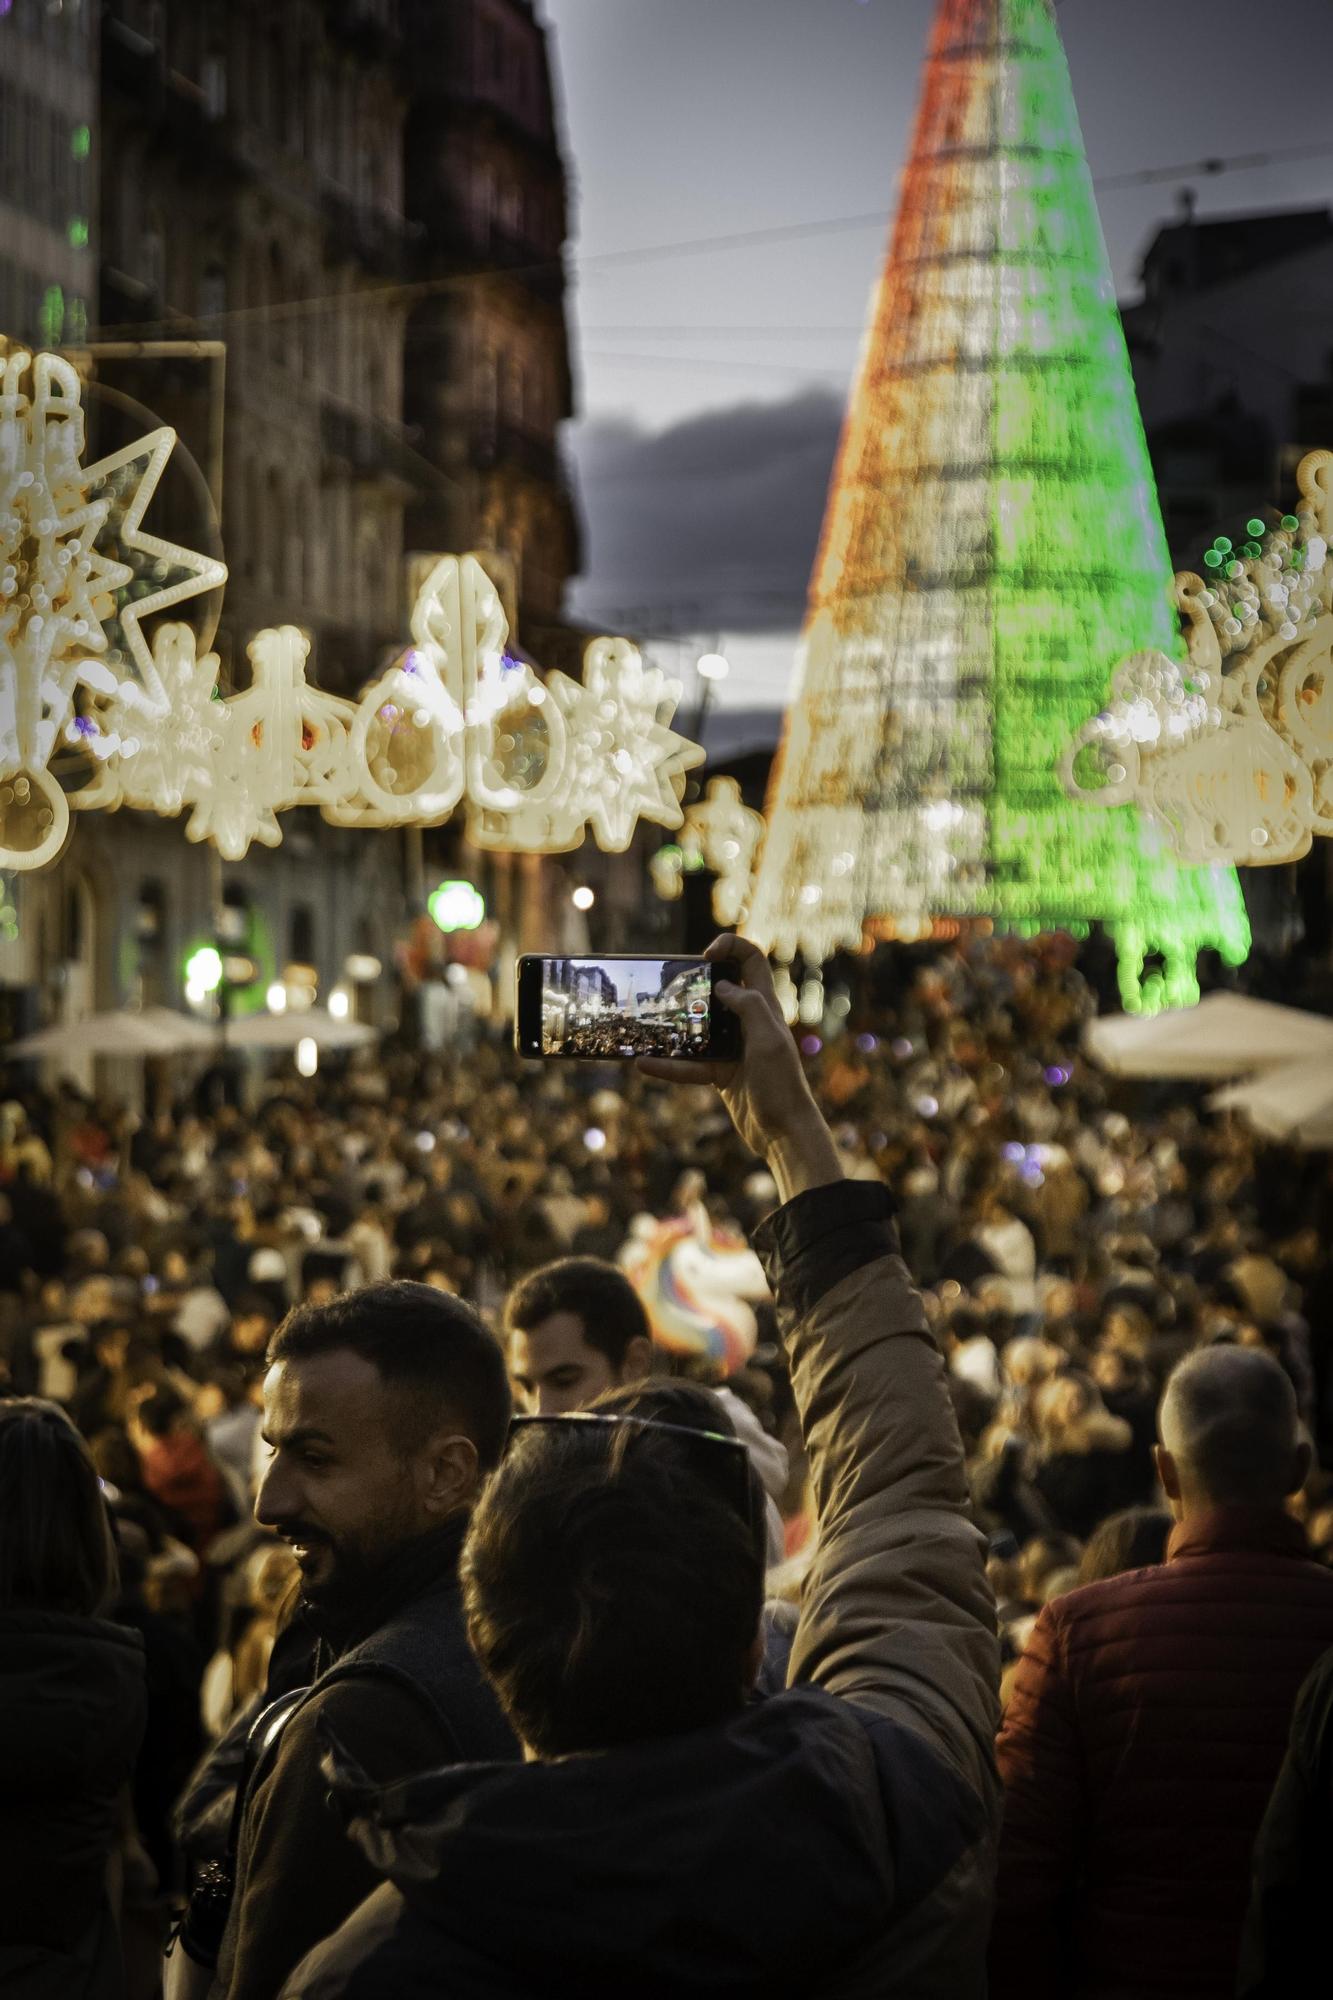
[565,386,843,637]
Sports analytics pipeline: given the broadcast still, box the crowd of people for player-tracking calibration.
[3,929,1333,1996]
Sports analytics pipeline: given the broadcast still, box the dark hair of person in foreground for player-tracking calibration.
[0,1395,118,1615]
[463,1411,764,1756]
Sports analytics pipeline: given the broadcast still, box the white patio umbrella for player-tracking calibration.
[1083,993,1333,1081]
[137,1006,223,1052]
[8,1006,218,1059]
[225,1008,376,1051]
[1209,1064,1333,1148]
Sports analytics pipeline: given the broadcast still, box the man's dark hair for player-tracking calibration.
[269,1281,511,1470]
[504,1256,650,1369]
[463,1418,764,1757]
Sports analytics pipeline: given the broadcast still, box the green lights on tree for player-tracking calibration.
[427,880,486,933]
[67,216,89,250]
[749,0,1249,1009]
[38,286,64,348]
[71,124,91,162]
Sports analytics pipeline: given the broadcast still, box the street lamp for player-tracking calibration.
[571,886,595,912]
[184,944,223,1010]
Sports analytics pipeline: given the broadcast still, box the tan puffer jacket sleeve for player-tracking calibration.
[756,1180,1001,1808]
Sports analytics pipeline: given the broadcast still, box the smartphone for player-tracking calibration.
[515,953,743,1062]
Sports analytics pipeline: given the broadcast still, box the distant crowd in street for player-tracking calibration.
[3,928,1333,1997]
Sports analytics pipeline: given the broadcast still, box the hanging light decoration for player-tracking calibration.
[1064,450,1333,869]
[67,547,705,863]
[0,350,704,869]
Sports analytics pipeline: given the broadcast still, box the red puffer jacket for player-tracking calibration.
[989,1508,1333,2000]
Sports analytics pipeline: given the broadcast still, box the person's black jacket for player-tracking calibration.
[0,1609,147,1999]
[1032,1443,1139,1541]
[277,1182,1001,2000]
[1237,1642,1333,1997]
[214,1518,517,2000]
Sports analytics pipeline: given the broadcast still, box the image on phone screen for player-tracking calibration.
[516,956,735,1060]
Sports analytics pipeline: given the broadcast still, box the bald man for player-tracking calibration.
[989,1345,1333,2000]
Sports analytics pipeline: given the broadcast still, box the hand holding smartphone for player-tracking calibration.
[515,953,743,1062]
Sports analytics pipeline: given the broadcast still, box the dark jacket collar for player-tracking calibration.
[315,1516,468,1665]
[1167,1506,1310,1563]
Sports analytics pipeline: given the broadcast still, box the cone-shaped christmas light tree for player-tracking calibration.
[749,0,1249,1008]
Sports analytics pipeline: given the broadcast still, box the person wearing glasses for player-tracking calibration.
[281,936,1001,2000]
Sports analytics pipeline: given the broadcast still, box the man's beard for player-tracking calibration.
[285,1527,386,1626]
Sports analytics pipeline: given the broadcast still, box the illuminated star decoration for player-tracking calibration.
[0,347,226,871]
[0,350,134,870]
[81,421,226,688]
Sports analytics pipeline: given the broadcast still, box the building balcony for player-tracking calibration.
[325,0,401,62]
[425,216,564,305]
[439,92,566,176]
[322,402,432,491]
[321,186,419,279]
[469,418,560,486]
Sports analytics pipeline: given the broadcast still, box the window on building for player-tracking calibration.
[268,242,284,366]
[200,258,226,321]
[299,483,320,599]
[289,904,315,966]
[241,460,262,582]
[265,466,282,589]
[503,353,524,424]
[219,883,249,946]
[135,879,166,943]
[476,345,498,428]
[141,210,166,297]
[266,27,283,137]
[357,511,379,619]
[202,48,227,120]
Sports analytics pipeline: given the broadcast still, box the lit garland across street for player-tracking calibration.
[0,349,704,867]
[748,0,1250,1010]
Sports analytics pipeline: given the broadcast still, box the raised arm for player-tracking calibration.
[642,938,999,1803]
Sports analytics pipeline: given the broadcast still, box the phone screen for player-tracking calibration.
[515,955,739,1061]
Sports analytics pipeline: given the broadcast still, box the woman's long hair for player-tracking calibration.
[0,1398,119,1616]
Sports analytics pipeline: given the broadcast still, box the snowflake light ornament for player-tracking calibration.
[540,640,705,854]
[73,620,224,818]
[1065,449,1333,869]
[0,348,226,871]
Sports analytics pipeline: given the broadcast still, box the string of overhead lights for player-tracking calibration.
[79,138,1333,347]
